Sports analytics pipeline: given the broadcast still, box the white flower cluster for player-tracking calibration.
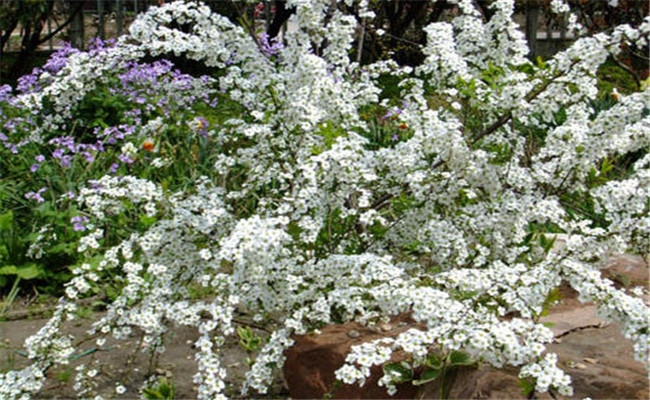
[77,175,164,220]
[1,1,649,399]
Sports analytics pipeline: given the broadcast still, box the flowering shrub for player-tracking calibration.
[1,0,649,398]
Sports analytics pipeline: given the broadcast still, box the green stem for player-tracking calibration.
[1,276,21,317]
[438,366,446,400]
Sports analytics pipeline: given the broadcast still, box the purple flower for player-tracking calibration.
[30,163,40,173]
[88,37,116,53]
[60,156,72,168]
[70,216,89,232]
[109,163,119,173]
[35,154,45,162]
[382,108,403,121]
[0,85,12,102]
[42,43,79,75]
[52,148,65,159]
[195,116,209,137]
[17,73,40,94]
[259,32,284,58]
[25,187,48,203]
[118,154,133,164]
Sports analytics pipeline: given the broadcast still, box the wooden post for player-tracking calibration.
[356,18,365,64]
[525,0,539,61]
[47,14,53,50]
[116,0,124,36]
[69,1,85,49]
[97,0,105,40]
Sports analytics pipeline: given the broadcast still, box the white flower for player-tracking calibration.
[199,248,212,261]
[115,383,127,394]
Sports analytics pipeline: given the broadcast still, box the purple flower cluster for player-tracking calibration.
[49,136,104,168]
[30,155,46,172]
[196,116,209,137]
[70,215,90,231]
[118,60,174,85]
[25,187,48,203]
[42,43,80,75]
[110,60,213,119]
[98,124,137,144]
[259,32,284,58]
[17,43,79,94]
[88,37,116,54]
[118,154,134,164]
[0,85,11,103]
[1,117,32,154]
[3,50,218,216]
[16,74,40,95]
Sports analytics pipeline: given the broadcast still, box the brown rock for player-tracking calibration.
[419,366,528,400]
[604,254,649,288]
[540,304,604,337]
[283,314,425,399]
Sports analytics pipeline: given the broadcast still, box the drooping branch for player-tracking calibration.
[471,60,580,146]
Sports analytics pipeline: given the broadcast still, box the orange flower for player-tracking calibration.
[142,140,156,152]
[398,123,408,130]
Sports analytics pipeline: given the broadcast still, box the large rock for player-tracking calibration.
[283,314,425,399]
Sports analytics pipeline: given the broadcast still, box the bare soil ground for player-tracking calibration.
[0,312,286,399]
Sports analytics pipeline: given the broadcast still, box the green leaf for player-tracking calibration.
[425,353,443,370]
[0,264,43,280]
[141,388,164,399]
[17,264,43,280]
[518,377,535,396]
[0,265,18,275]
[0,211,13,230]
[382,361,413,383]
[237,326,252,340]
[449,351,473,366]
[48,243,74,256]
[412,368,441,386]
[139,214,157,228]
[538,234,556,253]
